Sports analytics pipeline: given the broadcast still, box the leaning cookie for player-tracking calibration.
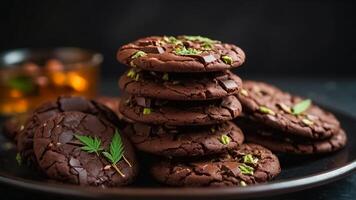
[120,95,242,126]
[33,111,138,186]
[117,36,245,72]
[17,96,120,167]
[237,81,340,139]
[123,122,244,157]
[119,70,242,101]
[236,117,347,154]
[151,143,280,187]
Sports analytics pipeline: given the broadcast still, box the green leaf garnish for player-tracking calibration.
[74,134,103,155]
[131,51,147,59]
[8,76,35,94]
[292,99,311,115]
[143,108,151,115]
[221,55,233,65]
[16,153,22,166]
[220,134,231,145]
[258,106,276,115]
[243,154,259,165]
[162,73,169,81]
[173,46,202,56]
[239,163,254,175]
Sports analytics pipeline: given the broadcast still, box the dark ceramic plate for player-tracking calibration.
[0,107,355,200]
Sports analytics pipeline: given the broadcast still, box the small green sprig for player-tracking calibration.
[292,99,311,115]
[74,135,103,156]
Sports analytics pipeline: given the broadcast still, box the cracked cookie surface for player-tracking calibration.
[33,111,138,186]
[151,143,280,187]
[236,117,347,154]
[237,81,341,139]
[120,95,242,126]
[123,121,244,157]
[117,36,245,72]
[119,70,242,100]
[17,96,120,167]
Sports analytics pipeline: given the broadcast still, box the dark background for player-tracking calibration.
[1,0,355,78]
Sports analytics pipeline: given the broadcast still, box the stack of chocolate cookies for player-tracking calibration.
[236,81,347,154]
[117,36,281,186]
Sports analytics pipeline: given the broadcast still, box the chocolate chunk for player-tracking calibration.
[141,46,165,54]
[202,55,217,64]
[135,96,151,107]
[219,79,238,92]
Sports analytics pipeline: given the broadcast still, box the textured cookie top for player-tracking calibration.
[124,121,244,157]
[120,95,242,126]
[237,81,341,139]
[236,117,347,154]
[151,143,280,187]
[33,111,138,186]
[117,36,245,72]
[119,70,242,100]
[17,96,120,167]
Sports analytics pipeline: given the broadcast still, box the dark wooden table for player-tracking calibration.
[1,77,355,200]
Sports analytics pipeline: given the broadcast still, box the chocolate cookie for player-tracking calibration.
[119,70,242,100]
[2,113,28,141]
[117,36,245,72]
[237,81,340,139]
[123,121,244,157]
[120,95,242,126]
[33,111,138,186]
[236,117,347,154]
[151,143,280,187]
[17,96,120,167]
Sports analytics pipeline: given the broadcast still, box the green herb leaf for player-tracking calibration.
[102,130,124,165]
[143,108,152,115]
[243,154,259,165]
[220,134,231,145]
[74,134,103,155]
[8,76,35,94]
[292,99,311,115]
[131,51,147,59]
[221,55,233,65]
[258,106,276,115]
[162,73,169,81]
[16,153,22,166]
[239,163,254,175]
[173,46,202,56]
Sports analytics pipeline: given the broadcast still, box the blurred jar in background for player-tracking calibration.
[0,48,102,115]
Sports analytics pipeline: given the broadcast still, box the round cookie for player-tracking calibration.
[120,95,242,126]
[151,143,281,187]
[2,113,28,141]
[236,117,347,154]
[17,96,120,167]
[33,111,138,186]
[119,70,242,100]
[237,80,341,139]
[117,35,245,72]
[123,122,244,157]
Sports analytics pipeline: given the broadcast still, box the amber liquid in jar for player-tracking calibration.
[0,48,102,115]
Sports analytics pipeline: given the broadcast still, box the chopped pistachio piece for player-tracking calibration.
[134,73,140,81]
[162,73,169,81]
[131,51,147,59]
[240,89,249,97]
[163,36,183,45]
[258,106,276,116]
[292,99,311,115]
[239,163,254,175]
[302,118,314,126]
[277,103,292,114]
[243,154,259,165]
[183,35,217,44]
[221,55,233,65]
[173,46,202,56]
[240,181,247,187]
[127,69,136,79]
[210,127,216,133]
[220,134,231,145]
[143,108,152,115]
[16,153,22,166]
